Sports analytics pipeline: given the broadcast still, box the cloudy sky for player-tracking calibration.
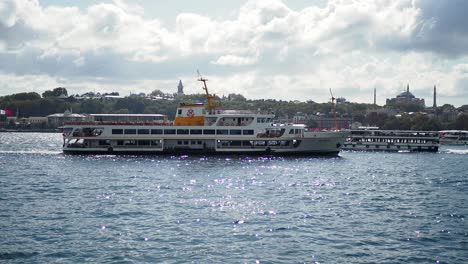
[1,0,467,106]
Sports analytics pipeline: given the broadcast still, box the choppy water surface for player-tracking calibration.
[1,133,467,263]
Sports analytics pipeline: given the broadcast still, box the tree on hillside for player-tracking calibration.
[113,108,130,114]
[42,87,68,98]
[451,113,468,130]
[365,112,388,128]
[80,99,105,114]
[150,89,165,96]
[114,98,145,114]
[396,103,424,112]
[0,92,41,101]
[227,93,246,101]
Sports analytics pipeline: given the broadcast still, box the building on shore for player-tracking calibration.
[177,80,184,96]
[386,84,425,108]
[366,108,398,117]
[309,115,353,130]
[47,110,87,128]
[292,112,352,129]
[0,109,6,126]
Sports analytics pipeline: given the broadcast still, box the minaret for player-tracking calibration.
[406,83,409,99]
[177,80,184,95]
[433,85,437,108]
[373,87,376,106]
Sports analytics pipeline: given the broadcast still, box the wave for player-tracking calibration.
[0,150,62,155]
[443,149,468,155]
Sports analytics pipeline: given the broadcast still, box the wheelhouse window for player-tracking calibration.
[124,129,137,134]
[112,129,123,134]
[138,129,149,134]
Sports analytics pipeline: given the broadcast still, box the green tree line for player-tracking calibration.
[1,89,467,130]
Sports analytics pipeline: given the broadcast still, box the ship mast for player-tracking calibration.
[197,71,216,111]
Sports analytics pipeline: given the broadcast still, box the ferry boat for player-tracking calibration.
[62,77,348,155]
[439,130,468,145]
[343,128,439,152]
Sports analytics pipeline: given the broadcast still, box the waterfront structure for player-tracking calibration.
[292,112,352,129]
[0,110,6,127]
[386,84,425,108]
[62,77,348,155]
[292,112,309,125]
[22,117,48,128]
[47,110,87,128]
[365,108,398,117]
[309,115,353,130]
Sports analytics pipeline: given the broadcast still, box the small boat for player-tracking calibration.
[343,127,439,152]
[439,130,468,145]
[62,76,348,155]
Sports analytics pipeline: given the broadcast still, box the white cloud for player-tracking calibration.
[0,0,467,106]
[211,53,258,66]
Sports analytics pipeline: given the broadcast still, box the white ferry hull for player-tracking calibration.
[343,143,439,152]
[63,139,344,156]
[63,132,347,156]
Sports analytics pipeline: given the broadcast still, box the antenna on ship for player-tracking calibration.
[197,70,216,111]
[330,88,338,130]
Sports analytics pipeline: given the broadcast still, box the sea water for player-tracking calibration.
[0,133,467,263]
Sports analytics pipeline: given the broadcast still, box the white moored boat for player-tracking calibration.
[62,77,348,155]
[343,128,439,152]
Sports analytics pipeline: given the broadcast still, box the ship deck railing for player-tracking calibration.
[206,109,272,115]
[64,121,174,126]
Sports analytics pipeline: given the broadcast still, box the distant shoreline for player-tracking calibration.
[0,129,58,133]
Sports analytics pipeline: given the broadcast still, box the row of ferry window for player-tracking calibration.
[257,118,273,123]
[356,138,431,143]
[111,128,255,135]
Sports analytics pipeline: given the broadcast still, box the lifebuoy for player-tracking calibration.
[187,109,195,117]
